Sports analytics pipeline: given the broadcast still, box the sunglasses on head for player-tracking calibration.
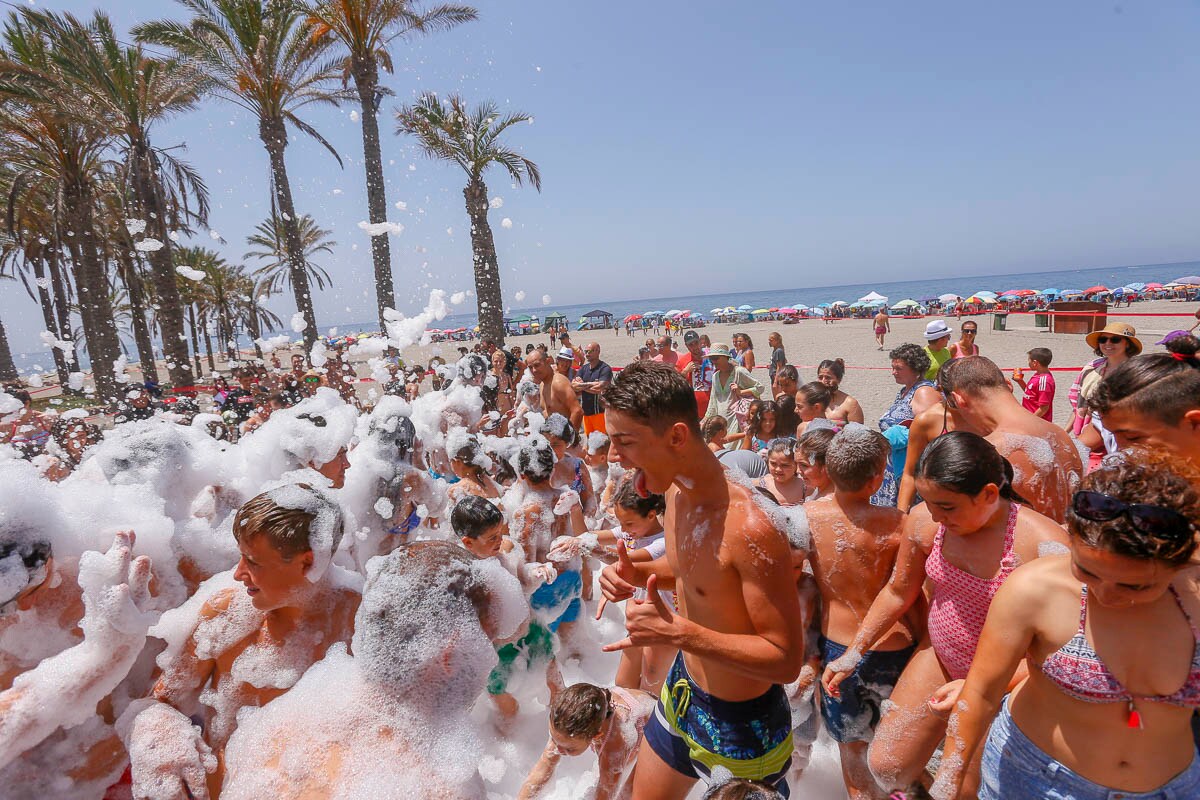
[1095,336,1125,345]
[1071,490,1192,539]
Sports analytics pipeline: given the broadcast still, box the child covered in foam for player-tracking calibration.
[123,484,361,800]
[220,541,526,800]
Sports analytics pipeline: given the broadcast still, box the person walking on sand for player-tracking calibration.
[599,362,804,797]
[873,309,890,351]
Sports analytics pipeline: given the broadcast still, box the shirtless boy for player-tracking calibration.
[527,349,583,430]
[127,484,360,799]
[805,427,914,799]
[598,361,804,797]
[938,356,1081,522]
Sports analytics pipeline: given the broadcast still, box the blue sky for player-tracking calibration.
[4,0,1200,352]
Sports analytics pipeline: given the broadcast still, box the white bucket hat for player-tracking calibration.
[924,320,951,341]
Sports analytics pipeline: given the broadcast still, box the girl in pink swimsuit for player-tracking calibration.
[822,432,1069,794]
[933,450,1200,800]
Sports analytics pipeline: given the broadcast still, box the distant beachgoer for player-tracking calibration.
[873,309,890,350]
[653,336,679,368]
[732,333,756,372]
[922,320,953,381]
[491,350,516,416]
[573,342,613,436]
[677,330,714,416]
[1013,347,1055,422]
[815,359,864,425]
[874,344,939,507]
[948,320,980,359]
[702,343,766,445]
[1067,322,1140,436]
[767,332,787,387]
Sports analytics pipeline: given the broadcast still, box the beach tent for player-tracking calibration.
[581,309,613,326]
[857,291,888,304]
[544,311,566,321]
[938,293,961,304]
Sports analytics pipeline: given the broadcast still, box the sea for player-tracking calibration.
[12,259,1200,372]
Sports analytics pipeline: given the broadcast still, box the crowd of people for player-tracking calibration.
[1,315,1199,800]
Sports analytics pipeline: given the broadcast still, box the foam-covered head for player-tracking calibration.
[237,389,357,480]
[0,460,61,609]
[352,542,524,698]
[233,484,344,584]
[539,413,576,448]
[513,433,556,484]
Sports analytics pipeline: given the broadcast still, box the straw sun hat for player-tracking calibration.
[1085,323,1142,356]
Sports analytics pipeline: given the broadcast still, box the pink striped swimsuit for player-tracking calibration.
[925,502,1021,680]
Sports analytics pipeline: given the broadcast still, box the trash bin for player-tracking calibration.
[992,312,1008,331]
[1034,312,1049,328]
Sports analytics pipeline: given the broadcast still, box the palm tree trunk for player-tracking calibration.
[246,303,264,361]
[47,246,74,370]
[202,318,215,373]
[63,181,121,400]
[32,258,69,385]
[134,140,192,387]
[0,313,17,382]
[463,177,505,346]
[116,246,160,383]
[259,116,317,349]
[352,61,395,331]
[187,304,203,378]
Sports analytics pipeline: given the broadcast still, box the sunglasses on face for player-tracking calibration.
[1095,336,1125,345]
[962,328,977,334]
[1071,490,1192,539]
[304,377,320,384]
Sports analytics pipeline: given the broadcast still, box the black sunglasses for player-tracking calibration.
[1071,491,1192,539]
[962,328,977,334]
[297,413,327,428]
[1095,336,1125,345]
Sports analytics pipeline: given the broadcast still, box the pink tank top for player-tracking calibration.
[925,502,1021,680]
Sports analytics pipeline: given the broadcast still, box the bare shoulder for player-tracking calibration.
[1015,504,1069,547]
[726,479,792,556]
[198,586,239,620]
[903,503,938,551]
[1000,554,1076,606]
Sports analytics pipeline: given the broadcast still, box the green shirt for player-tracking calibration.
[925,346,952,382]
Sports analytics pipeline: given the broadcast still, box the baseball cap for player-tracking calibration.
[1156,330,1190,346]
[924,320,951,341]
[683,330,699,344]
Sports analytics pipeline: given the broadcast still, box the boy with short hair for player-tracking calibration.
[126,484,360,800]
[1014,347,1055,421]
[806,427,915,799]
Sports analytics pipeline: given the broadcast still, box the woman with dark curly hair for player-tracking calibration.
[934,450,1200,800]
[873,343,941,506]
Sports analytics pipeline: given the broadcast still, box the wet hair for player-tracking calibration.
[551,682,613,739]
[775,365,798,385]
[452,434,484,474]
[368,412,415,459]
[767,438,797,459]
[824,426,890,492]
[817,358,846,381]
[747,400,780,437]
[516,436,556,483]
[797,426,836,466]
[602,361,701,436]
[796,382,831,409]
[1091,335,1200,427]
[701,779,785,800]
[701,415,728,443]
[938,356,1006,397]
[889,343,930,377]
[450,495,505,540]
[540,412,577,448]
[1027,348,1053,368]
[1067,450,1200,567]
[613,473,666,516]
[915,431,1026,503]
[232,484,344,560]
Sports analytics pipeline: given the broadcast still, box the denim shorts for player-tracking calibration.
[981,697,1200,800]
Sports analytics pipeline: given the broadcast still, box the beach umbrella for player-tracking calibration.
[1145,282,1164,289]
[816,303,831,309]
[892,299,920,309]
[1083,285,1109,295]
[665,309,682,316]
[778,307,798,314]
[831,300,849,307]
[1060,289,1084,296]
[623,314,641,323]
[752,308,771,315]
[1038,288,1060,296]
[1174,275,1200,285]
[1126,282,1147,291]
[972,290,998,300]
[792,304,810,311]
[709,307,724,314]
[737,304,754,311]
[1001,289,1035,297]
[938,293,961,304]
[919,295,939,303]
[767,307,779,312]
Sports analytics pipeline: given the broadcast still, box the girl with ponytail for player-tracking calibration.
[1092,334,1200,469]
[822,432,1069,796]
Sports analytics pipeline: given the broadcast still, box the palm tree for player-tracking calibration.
[172,245,226,375]
[396,93,539,345]
[306,0,476,331]
[0,12,124,399]
[135,0,350,350]
[33,10,208,388]
[0,309,17,382]
[244,212,336,295]
[240,275,283,360]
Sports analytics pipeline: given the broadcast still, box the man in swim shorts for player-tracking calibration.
[600,362,805,797]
